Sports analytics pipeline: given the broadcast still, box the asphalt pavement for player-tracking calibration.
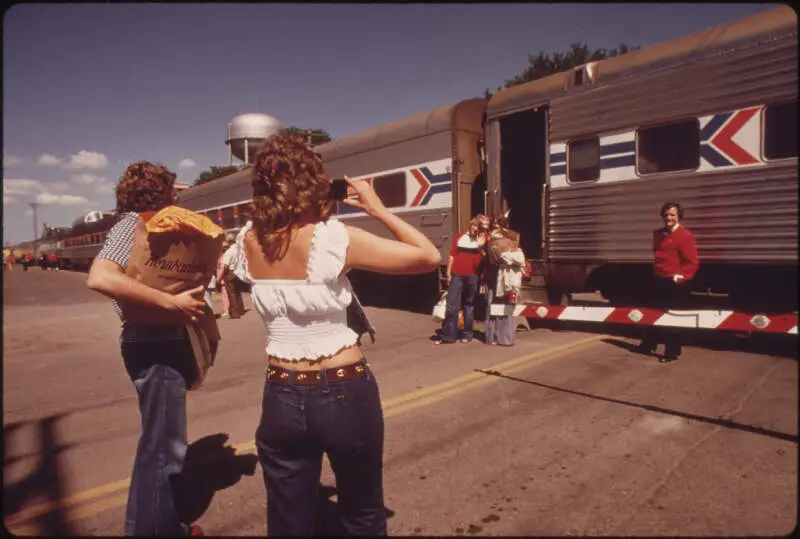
[3,268,797,536]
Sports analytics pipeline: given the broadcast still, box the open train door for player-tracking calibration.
[486,105,551,302]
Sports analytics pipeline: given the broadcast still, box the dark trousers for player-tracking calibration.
[440,274,479,342]
[641,276,692,357]
[255,358,386,536]
[121,339,196,536]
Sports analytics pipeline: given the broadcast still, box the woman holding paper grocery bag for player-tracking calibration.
[236,133,440,536]
[87,161,213,537]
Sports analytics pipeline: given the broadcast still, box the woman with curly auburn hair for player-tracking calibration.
[87,160,206,536]
[232,132,440,536]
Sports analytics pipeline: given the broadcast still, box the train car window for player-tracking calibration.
[221,206,236,229]
[567,137,600,183]
[764,102,798,160]
[372,172,406,208]
[636,120,700,175]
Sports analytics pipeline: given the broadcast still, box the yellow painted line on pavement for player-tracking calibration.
[6,335,603,531]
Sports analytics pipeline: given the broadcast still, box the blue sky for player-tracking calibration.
[2,3,780,245]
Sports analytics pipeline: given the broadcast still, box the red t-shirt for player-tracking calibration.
[652,225,699,280]
[450,233,484,276]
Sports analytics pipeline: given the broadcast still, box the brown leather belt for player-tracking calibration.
[266,360,370,386]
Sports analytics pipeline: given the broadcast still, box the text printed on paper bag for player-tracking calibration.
[144,257,208,274]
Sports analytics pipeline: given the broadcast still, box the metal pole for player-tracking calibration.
[30,202,39,258]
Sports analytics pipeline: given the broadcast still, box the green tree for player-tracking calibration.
[280,126,333,146]
[484,42,640,98]
[193,165,241,186]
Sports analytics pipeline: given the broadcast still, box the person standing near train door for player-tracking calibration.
[637,201,699,363]
[435,215,488,344]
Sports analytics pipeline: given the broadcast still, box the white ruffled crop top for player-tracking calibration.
[233,219,358,361]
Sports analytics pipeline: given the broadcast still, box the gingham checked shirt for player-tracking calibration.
[95,211,186,342]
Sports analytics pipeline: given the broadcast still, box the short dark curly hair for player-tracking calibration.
[250,133,333,262]
[116,161,176,213]
[660,201,684,220]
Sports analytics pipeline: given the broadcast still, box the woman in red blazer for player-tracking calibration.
[637,201,699,362]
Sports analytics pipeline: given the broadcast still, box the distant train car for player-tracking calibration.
[56,212,118,269]
[484,5,797,311]
[178,98,488,311]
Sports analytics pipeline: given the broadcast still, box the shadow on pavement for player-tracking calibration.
[3,415,76,536]
[314,484,395,536]
[474,369,799,444]
[173,433,258,525]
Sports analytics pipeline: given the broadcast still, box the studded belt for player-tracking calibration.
[266,360,370,386]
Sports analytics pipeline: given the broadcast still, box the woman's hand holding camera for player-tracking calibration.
[340,176,388,217]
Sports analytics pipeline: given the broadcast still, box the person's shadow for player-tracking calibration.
[172,433,258,525]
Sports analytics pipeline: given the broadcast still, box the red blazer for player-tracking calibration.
[652,225,699,281]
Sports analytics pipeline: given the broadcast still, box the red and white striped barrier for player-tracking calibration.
[490,303,798,335]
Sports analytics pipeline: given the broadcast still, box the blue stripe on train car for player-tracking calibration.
[700,112,733,140]
[600,141,635,156]
[600,154,635,168]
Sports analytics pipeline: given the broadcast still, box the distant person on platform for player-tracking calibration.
[217,239,245,319]
[434,215,489,344]
[637,201,699,363]
[48,252,59,271]
[86,161,207,537]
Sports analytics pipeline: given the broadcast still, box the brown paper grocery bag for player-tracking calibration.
[120,207,224,389]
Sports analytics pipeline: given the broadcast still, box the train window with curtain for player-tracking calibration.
[221,206,235,229]
[764,102,798,160]
[372,172,406,208]
[567,137,600,183]
[636,120,700,175]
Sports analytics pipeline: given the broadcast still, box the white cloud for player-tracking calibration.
[37,153,63,166]
[93,181,115,195]
[3,152,26,167]
[3,179,45,197]
[48,181,71,193]
[35,192,89,206]
[64,150,109,171]
[71,173,105,185]
[178,158,196,169]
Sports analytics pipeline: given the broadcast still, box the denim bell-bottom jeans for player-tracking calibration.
[440,274,480,342]
[255,357,387,536]
[121,338,196,536]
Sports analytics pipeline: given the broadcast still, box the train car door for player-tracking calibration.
[488,105,548,260]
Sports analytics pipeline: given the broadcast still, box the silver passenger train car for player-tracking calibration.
[178,99,488,311]
[484,5,797,311]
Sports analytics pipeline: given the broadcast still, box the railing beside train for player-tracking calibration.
[489,302,798,336]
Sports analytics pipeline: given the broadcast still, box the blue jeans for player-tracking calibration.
[122,339,196,536]
[440,274,479,342]
[485,288,515,346]
[255,358,387,536]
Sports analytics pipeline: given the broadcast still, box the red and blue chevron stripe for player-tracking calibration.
[409,166,451,207]
[700,107,760,167]
[337,166,451,215]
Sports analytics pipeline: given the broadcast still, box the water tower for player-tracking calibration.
[225,113,283,166]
